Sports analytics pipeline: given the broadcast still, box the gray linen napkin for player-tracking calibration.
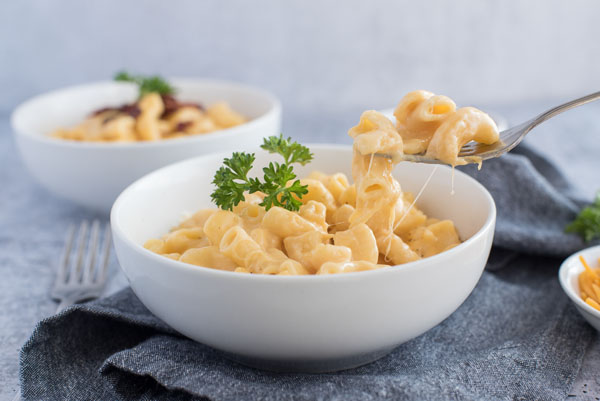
[20,145,597,401]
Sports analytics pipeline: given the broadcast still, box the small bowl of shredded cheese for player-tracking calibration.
[559,245,600,331]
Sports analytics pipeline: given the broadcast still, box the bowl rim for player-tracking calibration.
[111,143,497,282]
[10,77,282,149]
[558,245,600,318]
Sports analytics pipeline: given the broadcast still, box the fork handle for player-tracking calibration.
[529,91,600,128]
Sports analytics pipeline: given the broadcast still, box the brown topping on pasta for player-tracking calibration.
[56,91,243,142]
[92,103,141,124]
[161,94,179,116]
[161,94,204,118]
[120,104,141,118]
[91,107,115,116]
[175,121,193,132]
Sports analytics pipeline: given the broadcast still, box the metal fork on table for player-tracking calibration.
[13,221,112,401]
[378,91,600,164]
[52,220,112,312]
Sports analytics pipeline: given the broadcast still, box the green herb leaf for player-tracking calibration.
[279,179,309,210]
[261,134,313,165]
[114,71,136,82]
[114,71,175,97]
[210,136,312,212]
[210,152,255,211]
[259,163,307,210]
[566,192,600,242]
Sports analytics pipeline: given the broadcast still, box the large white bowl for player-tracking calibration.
[559,245,600,332]
[111,145,496,372]
[11,79,281,213]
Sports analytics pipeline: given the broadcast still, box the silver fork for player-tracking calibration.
[378,91,600,164]
[13,221,112,401]
[51,220,112,312]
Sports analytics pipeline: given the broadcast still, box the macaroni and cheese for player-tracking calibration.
[52,93,247,142]
[144,90,496,275]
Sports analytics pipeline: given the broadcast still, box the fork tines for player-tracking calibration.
[52,220,111,299]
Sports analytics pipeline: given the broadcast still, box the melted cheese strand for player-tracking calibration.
[367,152,375,176]
[383,231,394,262]
[393,165,438,232]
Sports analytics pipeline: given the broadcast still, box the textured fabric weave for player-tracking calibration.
[20,145,596,401]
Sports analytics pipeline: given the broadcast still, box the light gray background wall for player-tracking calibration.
[2,0,599,116]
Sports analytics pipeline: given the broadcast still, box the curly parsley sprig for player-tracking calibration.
[566,192,600,242]
[114,71,175,98]
[261,134,313,165]
[210,135,313,211]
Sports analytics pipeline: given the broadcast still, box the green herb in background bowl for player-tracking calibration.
[114,71,175,98]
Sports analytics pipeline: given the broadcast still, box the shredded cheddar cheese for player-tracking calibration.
[578,255,600,311]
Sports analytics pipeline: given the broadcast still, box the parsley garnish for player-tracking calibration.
[210,135,313,211]
[566,192,600,242]
[114,71,175,98]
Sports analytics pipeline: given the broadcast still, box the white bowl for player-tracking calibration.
[11,79,281,213]
[559,246,600,331]
[111,145,496,372]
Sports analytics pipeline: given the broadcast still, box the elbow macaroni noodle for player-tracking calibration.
[145,91,496,274]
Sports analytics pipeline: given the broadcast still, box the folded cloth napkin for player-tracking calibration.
[20,145,597,401]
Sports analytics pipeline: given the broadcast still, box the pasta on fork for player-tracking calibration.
[394,90,499,166]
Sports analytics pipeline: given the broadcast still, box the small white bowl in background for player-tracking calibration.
[559,245,600,331]
[11,79,281,213]
[111,145,496,372]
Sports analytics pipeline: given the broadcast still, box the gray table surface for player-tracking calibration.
[1,100,600,400]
